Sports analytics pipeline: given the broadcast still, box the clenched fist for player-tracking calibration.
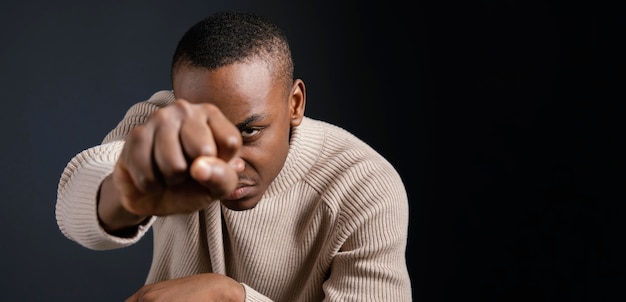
[98,99,244,232]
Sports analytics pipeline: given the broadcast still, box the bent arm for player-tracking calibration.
[55,141,153,250]
[323,162,412,301]
[55,90,176,250]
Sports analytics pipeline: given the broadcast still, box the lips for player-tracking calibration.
[223,181,254,201]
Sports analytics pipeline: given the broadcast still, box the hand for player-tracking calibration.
[112,99,243,217]
[125,273,245,302]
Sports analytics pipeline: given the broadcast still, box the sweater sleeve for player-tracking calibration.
[55,90,175,250]
[324,163,412,301]
[323,155,413,301]
[241,284,274,302]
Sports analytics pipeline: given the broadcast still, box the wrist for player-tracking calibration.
[97,174,147,235]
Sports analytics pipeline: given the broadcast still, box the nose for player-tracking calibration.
[230,157,245,173]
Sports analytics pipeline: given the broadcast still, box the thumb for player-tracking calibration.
[189,156,238,199]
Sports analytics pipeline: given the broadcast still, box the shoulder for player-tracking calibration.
[118,90,176,118]
[301,117,407,207]
[145,90,176,107]
[124,90,176,119]
[303,117,400,180]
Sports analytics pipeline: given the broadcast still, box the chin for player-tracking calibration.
[221,199,260,211]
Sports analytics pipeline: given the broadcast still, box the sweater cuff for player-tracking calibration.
[56,141,154,250]
[241,283,274,302]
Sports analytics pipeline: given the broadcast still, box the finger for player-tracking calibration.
[152,118,189,186]
[189,156,238,199]
[179,114,217,159]
[122,124,162,193]
[112,163,144,215]
[198,103,242,161]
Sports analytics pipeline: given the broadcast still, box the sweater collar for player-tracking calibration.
[263,117,324,198]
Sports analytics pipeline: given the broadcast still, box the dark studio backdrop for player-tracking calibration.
[0,1,621,301]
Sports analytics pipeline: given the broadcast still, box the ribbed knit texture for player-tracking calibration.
[56,90,412,301]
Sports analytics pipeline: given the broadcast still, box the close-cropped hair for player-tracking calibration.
[171,11,294,90]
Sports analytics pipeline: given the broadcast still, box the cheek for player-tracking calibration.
[243,129,290,176]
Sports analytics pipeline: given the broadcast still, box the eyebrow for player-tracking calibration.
[235,114,267,130]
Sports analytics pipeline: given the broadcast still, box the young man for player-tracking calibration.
[56,11,411,301]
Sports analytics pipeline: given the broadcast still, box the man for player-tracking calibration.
[56,11,411,301]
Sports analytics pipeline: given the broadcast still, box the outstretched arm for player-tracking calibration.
[56,91,173,249]
[98,98,243,234]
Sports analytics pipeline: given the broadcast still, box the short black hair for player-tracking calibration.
[171,11,294,90]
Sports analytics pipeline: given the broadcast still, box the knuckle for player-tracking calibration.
[126,125,148,143]
[160,160,188,176]
[198,102,219,113]
[132,170,160,193]
[151,108,173,123]
[226,133,242,148]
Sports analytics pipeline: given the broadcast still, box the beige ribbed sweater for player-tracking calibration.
[56,90,412,301]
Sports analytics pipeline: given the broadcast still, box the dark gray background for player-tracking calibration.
[1,1,621,301]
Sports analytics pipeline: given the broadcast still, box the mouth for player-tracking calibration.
[223,181,255,201]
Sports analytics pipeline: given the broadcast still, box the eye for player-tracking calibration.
[241,127,261,139]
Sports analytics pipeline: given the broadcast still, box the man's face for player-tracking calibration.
[173,60,304,210]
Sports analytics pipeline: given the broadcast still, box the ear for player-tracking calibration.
[288,79,306,127]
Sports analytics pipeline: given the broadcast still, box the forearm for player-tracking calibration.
[56,91,173,249]
[97,93,173,232]
[56,142,138,249]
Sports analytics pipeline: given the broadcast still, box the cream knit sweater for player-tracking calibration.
[56,91,412,301]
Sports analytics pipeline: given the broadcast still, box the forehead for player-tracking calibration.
[173,61,283,122]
